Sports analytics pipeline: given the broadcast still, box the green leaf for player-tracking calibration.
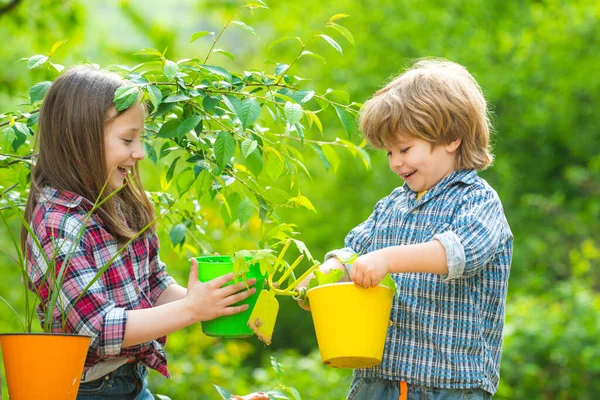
[290,192,316,212]
[237,199,255,225]
[13,122,31,137]
[49,62,65,74]
[334,105,356,137]
[328,22,355,46]
[163,93,191,103]
[158,119,181,139]
[241,139,258,158]
[50,40,67,55]
[322,144,340,173]
[169,223,187,247]
[1,127,16,151]
[164,60,178,80]
[202,95,220,113]
[319,34,343,56]
[176,115,202,138]
[265,151,285,181]
[27,55,48,69]
[190,31,214,43]
[238,97,261,130]
[201,65,232,81]
[29,81,52,104]
[306,269,344,293]
[284,102,302,124]
[305,111,323,134]
[134,48,163,57]
[146,85,162,110]
[298,50,326,64]
[268,36,302,51]
[213,384,232,400]
[244,0,268,9]
[245,149,264,177]
[275,63,289,76]
[213,48,235,62]
[311,144,330,171]
[271,356,284,380]
[195,169,213,196]
[291,90,314,104]
[231,21,259,39]
[214,131,235,169]
[327,13,350,23]
[380,274,398,292]
[114,85,139,111]
[263,187,291,206]
[166,156,180,183]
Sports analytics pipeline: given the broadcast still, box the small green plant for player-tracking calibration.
[214,356,301,400]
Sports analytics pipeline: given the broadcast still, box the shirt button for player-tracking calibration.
[389,319,394,327]
[104,375,110,381]
[411,210,418,215]
[136,287,140,294]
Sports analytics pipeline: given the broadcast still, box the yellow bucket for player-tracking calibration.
[307,282,394,368]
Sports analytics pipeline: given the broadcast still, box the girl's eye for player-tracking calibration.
[386,151,392,157]
[123,139,133,144]
[400,147,410,153]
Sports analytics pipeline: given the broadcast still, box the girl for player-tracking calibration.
[23,66,266,399]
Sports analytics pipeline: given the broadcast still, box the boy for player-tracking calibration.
[301,59,512,399]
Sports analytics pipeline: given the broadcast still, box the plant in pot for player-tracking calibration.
[0,180,169,400]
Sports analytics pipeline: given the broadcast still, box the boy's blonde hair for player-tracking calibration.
[359,58,493,170]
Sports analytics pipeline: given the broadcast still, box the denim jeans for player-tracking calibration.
[77,362,154,400]
[348,377,492,400]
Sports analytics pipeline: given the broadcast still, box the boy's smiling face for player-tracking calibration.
[386,136,461,193]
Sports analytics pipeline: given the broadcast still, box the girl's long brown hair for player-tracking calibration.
[22,66,155,247]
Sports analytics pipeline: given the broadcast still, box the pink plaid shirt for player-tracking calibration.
[27,187,177,378]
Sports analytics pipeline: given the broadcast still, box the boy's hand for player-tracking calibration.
[295,257,348,311]
[350,251,390,288]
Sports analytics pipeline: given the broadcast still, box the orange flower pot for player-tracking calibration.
[0,333,90,400]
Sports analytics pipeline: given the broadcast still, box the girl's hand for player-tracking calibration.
[350,251,390,288]
[184,258,257,322]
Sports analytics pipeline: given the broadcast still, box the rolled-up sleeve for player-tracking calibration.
[433,190,505,281]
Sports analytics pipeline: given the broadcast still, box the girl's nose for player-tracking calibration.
[131,142,145,161]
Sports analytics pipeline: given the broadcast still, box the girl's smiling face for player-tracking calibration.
[104,102,146,191]
[386,136,461,193]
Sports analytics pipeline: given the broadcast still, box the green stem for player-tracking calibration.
[275,36,315,85]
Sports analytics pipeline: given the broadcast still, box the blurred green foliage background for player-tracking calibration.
[1,0,599,398]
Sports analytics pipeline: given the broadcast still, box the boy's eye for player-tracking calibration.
[400,147,410,153]
[123,139,133,144]
[386,151,392,157]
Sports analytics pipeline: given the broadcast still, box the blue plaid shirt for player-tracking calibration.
[331,169,512,395]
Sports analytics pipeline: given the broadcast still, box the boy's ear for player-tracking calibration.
[445,138,462,153]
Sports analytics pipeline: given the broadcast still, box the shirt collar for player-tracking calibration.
[39,187,95,210]
[403,169,478,202]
